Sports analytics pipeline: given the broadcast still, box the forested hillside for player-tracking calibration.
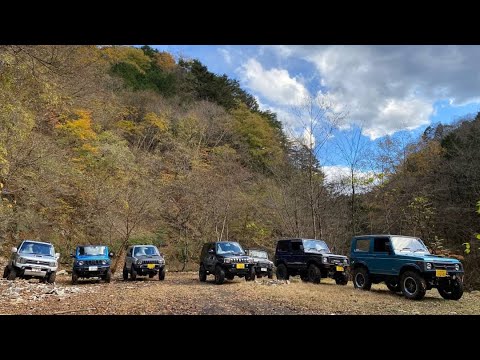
[1,46,479,287]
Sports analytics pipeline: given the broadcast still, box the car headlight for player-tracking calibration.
[223,258,231,264]
[18,257,27,264]
[50,261,56,267]
[455,264,460,271]
[426,262,432,270]
[136,259,142,265]
[102,260,107,265]
[77,261,84,266]
[343,259,348,265]
[248,258,255,264]
[322,257,329,264]
[159,259,165,264]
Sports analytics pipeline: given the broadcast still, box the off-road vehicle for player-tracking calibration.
[274,238,349,284]
[3,240,59,283]
[245,248,274,279]
[123,245,166,281]
[350,235,464,300]
[71,245,114,284]
[198,241,255,284]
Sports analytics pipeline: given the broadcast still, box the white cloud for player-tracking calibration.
[322,165,375,194]
[217,48,232,65]
[264,45,480,139]
[302,128,315,149]
[238,58,309,106]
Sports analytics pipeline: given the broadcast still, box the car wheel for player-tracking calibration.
[72,271,79,285]
[438,278,464,300]
[267,269,273,279]
[245,268,256,282]
[276,264,289,280]
[159,267,166,281]
[353,267,371,290]
[7,266,17,281]
[400,271,427,300]
[199,265,207,282]
[335,273,348,285]
[308,264,321,284]
[3,265,10,279]
[130,266,137,281]
[47,271,56,284]
[105,269,112,283]
[386,279,401,292]
[123,266,129,281]
[214,266,225,285]
[300,273,309,282]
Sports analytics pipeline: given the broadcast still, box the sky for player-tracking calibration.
[151,45,480,181]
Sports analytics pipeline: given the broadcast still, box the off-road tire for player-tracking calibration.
[353,267,372,290]
[214,266,225,285]
[400,271,427,300]
[276,263,289,280]
[199,265,207,282]
[308,264,321,284]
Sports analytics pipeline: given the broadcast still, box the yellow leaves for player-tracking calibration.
[56,110,97,141]
[116,120,138,134]
[143,112,168,132]
[154,52,176,71]
[101,46,151,74]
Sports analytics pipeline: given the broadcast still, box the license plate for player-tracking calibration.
[88,266,98,271]
[236,263,245,269]
[261,267,267,272]
[436,269,447,277]
[336,266,344,272]
[147,264,155,269]
[31,268,42,272]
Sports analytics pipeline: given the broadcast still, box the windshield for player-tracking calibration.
[78,246,106,256]
[134,246,159,257]
[216,242,245,255]
[19,241,54,256]
[391,237,430,254]
[302,239,330,253]
[248,250,268,259]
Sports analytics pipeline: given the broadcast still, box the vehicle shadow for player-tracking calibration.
[368,287,446,302]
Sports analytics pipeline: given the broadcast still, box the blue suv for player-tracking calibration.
[350,235,464,300]
[71,245,114,284]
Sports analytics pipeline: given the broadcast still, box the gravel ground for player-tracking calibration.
[1,271,480,315]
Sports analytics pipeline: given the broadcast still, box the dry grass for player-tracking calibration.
[1,272,480,315]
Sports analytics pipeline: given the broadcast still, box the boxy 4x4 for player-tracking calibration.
[123,245,166,281]
[3,240,59,283]
[350,235,464,300]
[71,245,114,284]
[245,249,274,279]
[275,239,349,285]
[199,241,255,285]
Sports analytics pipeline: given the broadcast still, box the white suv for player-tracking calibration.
[3,240,60,283]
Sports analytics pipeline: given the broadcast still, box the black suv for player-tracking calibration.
[199,241,255,285]
[274,238,349,284]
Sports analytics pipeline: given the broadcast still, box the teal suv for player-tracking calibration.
[350,235,464,300]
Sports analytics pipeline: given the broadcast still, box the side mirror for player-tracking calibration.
[208,248,214,254]
[55,253,60,260]
[70,252,75,258]
[11,247,17,253]
[109,252,114,258]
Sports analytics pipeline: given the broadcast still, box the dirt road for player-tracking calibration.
[1,272,480,315]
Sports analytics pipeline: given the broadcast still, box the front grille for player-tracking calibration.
[329,257,347,265]
[26,260,50,266]
[142,260,160,264]
[433,263,457,270]
[84,260,104,266]
[228,257,249,263]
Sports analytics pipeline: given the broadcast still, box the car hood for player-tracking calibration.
[76,255,109,261]
[394,253,461,263]
[19,253,56,261]
[135,255,164,261]
[251,256,273,264]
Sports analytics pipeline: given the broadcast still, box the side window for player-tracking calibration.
[355,239,370,252]
[127,248,133,256]
[291,241,303,252]
[277,241,289,252]
[373,237,390,253]
[209,244,215,254]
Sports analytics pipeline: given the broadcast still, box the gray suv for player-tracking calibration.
[3,240,59,283]
[123,245,166,281]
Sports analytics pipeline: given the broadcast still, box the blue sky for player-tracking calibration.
[151,45,480,179]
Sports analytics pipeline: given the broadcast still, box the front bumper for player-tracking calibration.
[133,263,164,275]
[223,263,254,275]
[74,265,110,277]
[254,264,273,274]
[424,270,464,282]
[15,263,56,278]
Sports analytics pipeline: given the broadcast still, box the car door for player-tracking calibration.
[370,237,394,275]
[290,240,304,270]
[204,244,217,272]
[125,247,134,269]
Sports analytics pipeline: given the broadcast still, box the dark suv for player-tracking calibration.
[123,245,166,281]
[274,238,349,284]
[198,241,255,285]
[350,235,464,300]
[245,249,274,279]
